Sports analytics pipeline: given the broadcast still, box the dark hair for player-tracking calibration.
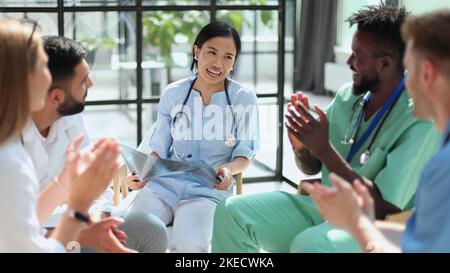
[402,10,450,78]
[43,36,86,87]
[190,21,241,71]
[347,3,410,72]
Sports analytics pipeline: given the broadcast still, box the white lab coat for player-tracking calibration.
[22,114,114,228]
[23,114,89,190]
[0,138,65,252]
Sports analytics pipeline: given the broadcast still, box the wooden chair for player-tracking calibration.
[112,164,129,206]
[297,178,321,195]
[385,210,412,224]
[112,165,243,206]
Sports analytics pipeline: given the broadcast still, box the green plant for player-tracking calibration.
[79,36,119,53]
[77,36,119,65]
[142,0,275,66]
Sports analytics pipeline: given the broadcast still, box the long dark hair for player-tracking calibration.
[190,21,241,71]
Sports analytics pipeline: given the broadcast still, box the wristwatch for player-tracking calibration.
[66,208,91,224]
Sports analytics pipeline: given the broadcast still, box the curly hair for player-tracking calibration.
[347,2,411,72]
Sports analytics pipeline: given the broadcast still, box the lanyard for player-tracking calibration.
[346,78,405,163]
[444,135,450,148]
[442,128,450,148]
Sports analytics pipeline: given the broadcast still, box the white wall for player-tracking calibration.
[327,0,377,93]
[337,0,450,51]
[337,0,382,50]
[327,0,450,94]
[401,0,450,14]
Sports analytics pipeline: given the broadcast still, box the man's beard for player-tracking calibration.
[57,93,86,116]
[353,73,380,95]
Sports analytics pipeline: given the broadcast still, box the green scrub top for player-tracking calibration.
[322,83,440,210]
[211,82,441,253]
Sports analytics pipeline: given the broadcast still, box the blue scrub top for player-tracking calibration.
[402,121,450,252]
[144,77,260,206]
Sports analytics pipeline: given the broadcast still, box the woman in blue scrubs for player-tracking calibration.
[123,22,260,252]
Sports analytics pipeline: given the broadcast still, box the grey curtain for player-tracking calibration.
[295,0,337,94]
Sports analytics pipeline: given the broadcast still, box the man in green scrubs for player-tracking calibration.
[211,4,440,253]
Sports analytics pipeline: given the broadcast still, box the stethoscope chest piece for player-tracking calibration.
[170,76,237,158]
[360,150,370,165]
[225,133,236,147]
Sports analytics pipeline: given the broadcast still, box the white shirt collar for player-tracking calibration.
[23,115,81,145]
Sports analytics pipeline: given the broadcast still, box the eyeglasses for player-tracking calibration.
[27,20,38,47]
[14,17,40,47]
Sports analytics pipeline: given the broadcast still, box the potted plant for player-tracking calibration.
[142,0,274,68]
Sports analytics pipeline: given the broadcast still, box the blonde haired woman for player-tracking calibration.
[0,19,126,252]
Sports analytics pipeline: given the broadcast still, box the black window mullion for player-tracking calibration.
[136,0,143,144]
[215,5,279,11]
[276,0,286,182]
[210,0,217,22]
[253,11,257,92]
[5,0,288,185]
[58,0,64,36]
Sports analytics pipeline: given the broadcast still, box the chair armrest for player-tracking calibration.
[113,168,244,205]
[112,164,128,206]
[235,173,243,195]
[385,210,412,225]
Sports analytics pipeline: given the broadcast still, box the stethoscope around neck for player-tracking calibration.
[342,76,406,165]
[169,76,237,159]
